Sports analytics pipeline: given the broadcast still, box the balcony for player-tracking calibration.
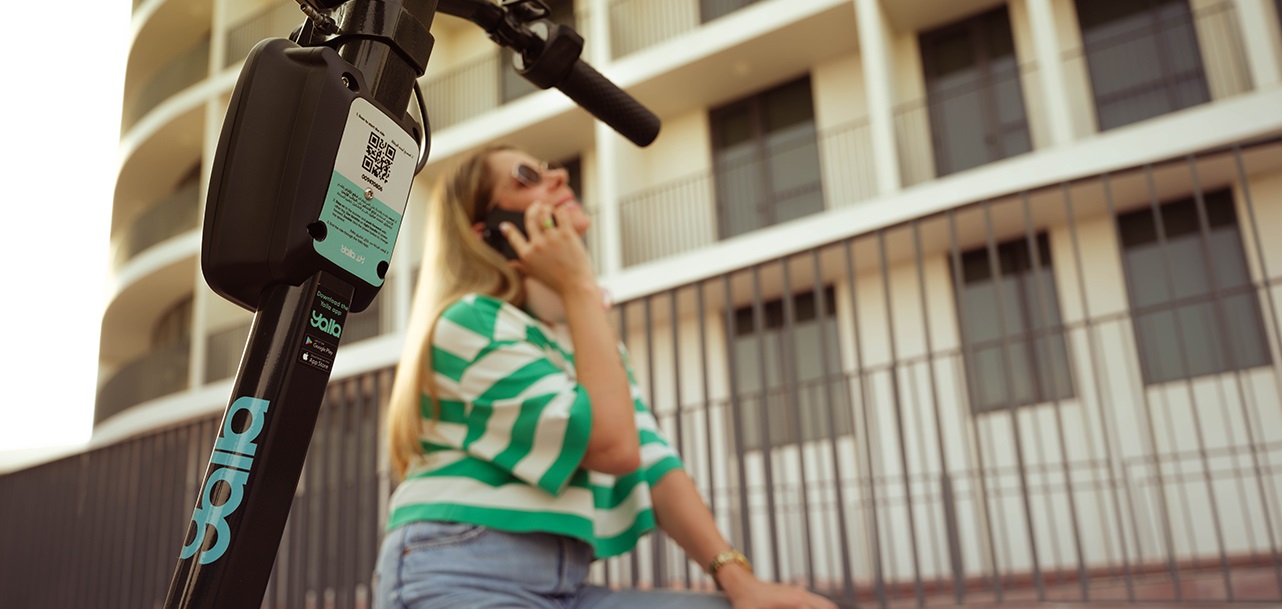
[204,285,394,383]
[1061,0,1252,133]
[225,1,305,69]
[94,341,190,425]
[419,0,844,133]
[617,119,875,267]
[112,183,200,271]
[607,0,765,58]
[122,34,210,133]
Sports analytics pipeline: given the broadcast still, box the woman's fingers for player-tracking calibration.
[499,220,529,256]
[522,201,544,240]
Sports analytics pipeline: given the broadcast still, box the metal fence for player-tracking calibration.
[1,370,390,609]
[4,137,1282,608]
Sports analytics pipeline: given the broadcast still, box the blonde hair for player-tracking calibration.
[387,144,524,480]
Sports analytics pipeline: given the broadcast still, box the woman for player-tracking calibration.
[377,144,837,609]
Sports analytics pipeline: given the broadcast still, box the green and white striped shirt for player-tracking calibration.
[387,293,684,558]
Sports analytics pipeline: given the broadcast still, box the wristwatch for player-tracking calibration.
[707,549,752,577]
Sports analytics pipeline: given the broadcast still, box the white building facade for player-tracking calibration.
[6,0,1279,606]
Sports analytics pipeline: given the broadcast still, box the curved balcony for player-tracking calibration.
[225,2,306,69]
[203,286,392,383]
[101,247,199,367]
[94,341,190,425]
[115,100,205,237]
[122,34,210,133]
[113,183,200,271]
[607,0,765,59]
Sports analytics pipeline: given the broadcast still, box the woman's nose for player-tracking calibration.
[544,166,568,189]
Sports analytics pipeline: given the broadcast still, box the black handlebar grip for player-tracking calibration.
[556,60,660,147]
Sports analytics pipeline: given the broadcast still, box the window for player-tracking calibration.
[919,6,1032,176]
[500,0,576,103]
[731,288,852,451]
[710,76,824,240]
[1118,190,1271,384]
[559,156,582,201]
[956,234,1074,412]
[1074,0,1210,131]
[701,0,762,22]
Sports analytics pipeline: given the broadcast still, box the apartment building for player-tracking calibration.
[2,0,1281,607]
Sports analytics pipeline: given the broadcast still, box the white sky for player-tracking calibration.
[0,1,129,455]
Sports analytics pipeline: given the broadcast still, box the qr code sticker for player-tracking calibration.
[362,133,396,182]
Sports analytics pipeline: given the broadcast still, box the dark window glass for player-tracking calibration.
[710,76,824,240]
[956,234,1075,412]
[501,0,576,103]
[1075,0,1210,130]
[1117,190,1271,384]
[731,288,852,451]
[701,0,763,23]
[559,156,582,201]
[919,6,1032,176]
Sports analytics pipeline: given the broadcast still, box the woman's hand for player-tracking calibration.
[718,565,838,609]
[500,200,595,297]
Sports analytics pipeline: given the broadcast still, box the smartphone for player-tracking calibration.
[482,208,556,260]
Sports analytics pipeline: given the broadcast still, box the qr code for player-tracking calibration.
[362,133,396,182]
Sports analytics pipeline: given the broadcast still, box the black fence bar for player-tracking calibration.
[1144,161,1235,597]
[669,287,692,589]
[812,246,856,605]
[1102,170,1185,600]
[780,258,818,591]
[1070,174,1139,604]
[1231,144,1282,595]
[876,228,927,607]
[1022,190,1090,601]
[843,237,889,609]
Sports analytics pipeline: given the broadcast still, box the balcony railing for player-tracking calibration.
[607,0,764,58]
[94,341,190,425]
[225,1,305,68]
[422,53,503,129]
[204,286,392,383]
[894,62,1038,188]
[113,183,200,270]
[617,119,874,267]
[409,0,774,123]
[608,0,700,58]
[123,35,210,132]
[204,322,251,383]
[6,136,1282,608]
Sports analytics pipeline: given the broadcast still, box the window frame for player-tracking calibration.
[918,5,1033,177]
[708,75,825,240]
[700,0,763,23]
[728,286,852,452]
[1115,188,1272,385]
[1073,0,1211,131]
[953,232,1076,413]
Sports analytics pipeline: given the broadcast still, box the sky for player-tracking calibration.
[0,1,129,458]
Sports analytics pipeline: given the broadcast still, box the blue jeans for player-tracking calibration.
[374,521,733,609]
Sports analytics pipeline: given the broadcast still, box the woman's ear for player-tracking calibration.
[472,221,486,238]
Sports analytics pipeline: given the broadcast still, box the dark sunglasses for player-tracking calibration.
[511,160,564,188]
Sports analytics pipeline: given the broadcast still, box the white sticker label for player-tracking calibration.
[314,98,419,286]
